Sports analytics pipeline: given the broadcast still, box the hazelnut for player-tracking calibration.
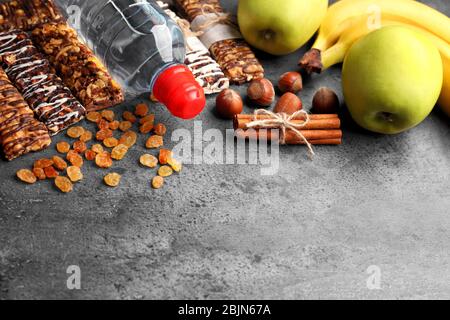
[274,93,303,115]
[247,78,275,107]
[216,89,243,119]
[312,87,340,114]
[278,72,303,93]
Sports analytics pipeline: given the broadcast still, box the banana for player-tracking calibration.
[300,0,450,72]
[316,16,450,115]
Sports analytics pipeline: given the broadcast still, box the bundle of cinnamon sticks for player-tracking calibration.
[234,114,343,145]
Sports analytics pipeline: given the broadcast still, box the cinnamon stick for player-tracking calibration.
[236,129,343,144]
[234,117,341,131]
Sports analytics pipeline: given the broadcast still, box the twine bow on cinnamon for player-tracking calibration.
[245,109,316,158]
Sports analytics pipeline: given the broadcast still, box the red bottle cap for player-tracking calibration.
[153,65,206,119]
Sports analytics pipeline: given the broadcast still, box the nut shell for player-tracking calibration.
[274,93,303,115]
[312,87,340,114]
[216,89,243,119]
[278,72,303,94]
[247,78,275,107]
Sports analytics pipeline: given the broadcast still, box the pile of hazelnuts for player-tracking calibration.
[215,72,340,119]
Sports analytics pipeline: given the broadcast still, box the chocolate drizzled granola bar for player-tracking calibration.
[32,23,124,111]
[0,0,63,32]
[0,30,85,135]
[174,0,264,84]
[0,67,51,160]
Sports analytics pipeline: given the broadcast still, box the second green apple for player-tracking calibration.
[238,0,329,56]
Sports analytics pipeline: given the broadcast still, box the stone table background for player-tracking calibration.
[0,0,449,300]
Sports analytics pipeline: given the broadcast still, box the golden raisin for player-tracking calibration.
[91,144,104,154]
[109,120,120,130]
[123,111,137,123]
[67,150,84,168]
[56,141,71,154]
[17,169,37,184]
[95,152,113,169]
[154,123,167,136]
[67,166,83,182]
[103,137,119,148]
[151,176,164,189]
[97,119,110,131]
[32,167,46,180]
[101,110,115,122]
[67,126,85,139]
[111,144,129,161]
[139,154,158,168]
[168,158,183,173]
[96,129,113,141]
[34,158,54,169]
[159,149,172,165]
[44,166,59,179]
[139,121,153,134]
[73,140,87,153]
[140,114,155,125]
[52,156,68,171]
[87,111,101,123]
[145,135,163,149]
[85,150,96,161]
[79,130,93,143]
[135,103,148,117]
[118,131,137,148]
[158,165,173,177]
[104,173,121,187]
[55,176,73,193]
[119,121,132,132]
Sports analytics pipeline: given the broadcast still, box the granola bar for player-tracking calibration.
[0,30,85,135]
[158,1,229,94]
[0,0,64,32]
[32,23,125,111]
[174,0,264,84]
[0,67,51,160]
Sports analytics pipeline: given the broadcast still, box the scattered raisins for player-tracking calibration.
[32,167,46,180]
[104,173,121,187]
[135,103,148,117]
[139,121,153,134]
[119,131,137,148]
[87,111,101,123]
[158,165,173,177]
[145,135,163,149]
[97,119,110,131]
[152,176,164,189]
[67,166,83,182]
[52,156,68,171]
[17,169,37,184]
[168,158,182,173]
[96,129,113,141]
[119,121,132,132]
[159,149,172,165]
[103,137,119,148]
[123,111,137,123]
[67,150,84,168]
[85,149,96,161]
[56,141,70,154]
[44,166,59,179]
[55,176,73,193]
[139,154,158,168]
[34,158,54,169]
[67,126,85,139]
[101,110,115,122]
[95,152,113,169]
[73,140,87,153]
[109,120,120,130]
[140,114,155,125]
[111,144,128,160]
[154,123,167,136]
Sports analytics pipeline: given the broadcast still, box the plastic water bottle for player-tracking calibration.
[55,0,205,119]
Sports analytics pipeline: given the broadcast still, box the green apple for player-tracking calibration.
[238,0,328,56]
[342,26,443,134]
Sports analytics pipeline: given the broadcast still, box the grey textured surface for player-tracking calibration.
[0,0,450,300]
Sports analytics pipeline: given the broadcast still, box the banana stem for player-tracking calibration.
[321,43,350,71]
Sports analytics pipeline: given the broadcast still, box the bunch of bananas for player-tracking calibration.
[299,0,450,116]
